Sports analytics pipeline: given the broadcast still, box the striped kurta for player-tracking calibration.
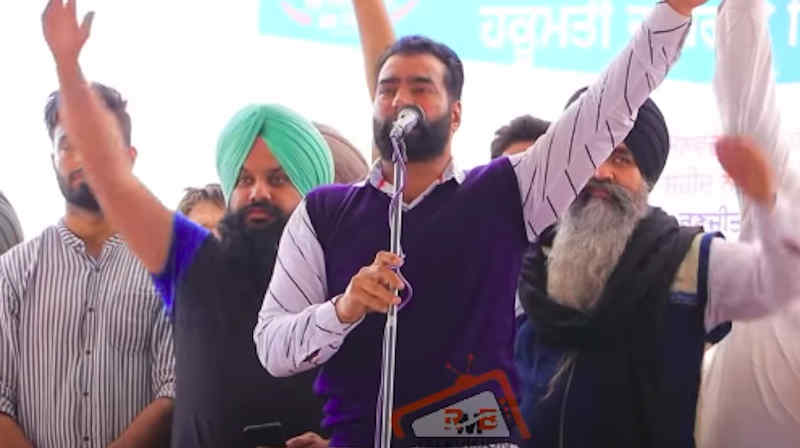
[0,191,23,255]
[0,222,175,448]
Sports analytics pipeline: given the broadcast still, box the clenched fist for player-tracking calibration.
[716,135,776,208]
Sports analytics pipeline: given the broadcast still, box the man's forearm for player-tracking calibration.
[255,202,355,377]
[715,0,788,239]
[55,59,132,191]
[0,414,33,448]
[515,2,691,239]
[53,55,176,273]
[715,0,783,162]
[54,56,146,224]
[352,0,396,161]
[353,0,395,101]
[109,397,173,448]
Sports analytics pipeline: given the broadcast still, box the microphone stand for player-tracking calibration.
[376,132,408,448]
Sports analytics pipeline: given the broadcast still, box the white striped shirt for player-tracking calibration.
[0,191,23,256]
[255,2,694,377]
[0,222,175,448]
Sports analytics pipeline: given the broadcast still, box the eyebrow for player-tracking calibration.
[266,167,287,176]
[242,167,286,178]
[378,76,435,86]
[409,76,435,85]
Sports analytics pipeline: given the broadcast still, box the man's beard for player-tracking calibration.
[57,169,101,212]
[217,201,289,283]
[546,178,650,312]
[373,108,452,163]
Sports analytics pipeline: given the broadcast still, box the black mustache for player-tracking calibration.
[68,169,85,183]
[580,179,635,210]
[241,201,282,218]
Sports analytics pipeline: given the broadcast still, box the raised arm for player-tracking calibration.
[353,0,395,101]
[705,136,800,328]
[353,0,396,161]
[715,0,790,240]
[41,0,173,273]
[513,0,705,239]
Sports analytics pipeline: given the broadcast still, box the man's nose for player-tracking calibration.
[593,163,615,182]
[248,179,273,203]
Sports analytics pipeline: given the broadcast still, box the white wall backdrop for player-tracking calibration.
[1,1,798,240]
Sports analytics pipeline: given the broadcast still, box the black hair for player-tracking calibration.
[178,183,225,215]
[375,35,464,101]
[45,82,132,146]
[490,115,551,159]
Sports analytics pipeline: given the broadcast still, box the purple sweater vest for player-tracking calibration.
[305,158,528,446]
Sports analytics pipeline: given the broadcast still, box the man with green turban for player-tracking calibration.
[150,104,334,446]
[140,101,333,446]
[40,9,337,441]
[217,104,334,201]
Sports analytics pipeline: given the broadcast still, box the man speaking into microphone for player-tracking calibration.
[254,1,706,445]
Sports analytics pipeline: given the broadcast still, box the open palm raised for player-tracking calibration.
[42,0,95,64]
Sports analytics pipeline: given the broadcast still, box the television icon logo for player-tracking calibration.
[412,391,510,437]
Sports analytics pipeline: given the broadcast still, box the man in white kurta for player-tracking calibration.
[697,0,800,446]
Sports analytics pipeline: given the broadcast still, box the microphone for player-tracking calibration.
[390,105,425,139]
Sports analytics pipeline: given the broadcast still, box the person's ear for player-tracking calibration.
[450,100,462,134]
[128,146,138,166]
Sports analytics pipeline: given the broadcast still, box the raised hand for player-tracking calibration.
[667,0,709,16]
[716,136,776,208]
[42,0,94,65]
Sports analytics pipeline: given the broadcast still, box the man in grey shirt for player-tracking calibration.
[0,83,175,447]
[0,192,22,255]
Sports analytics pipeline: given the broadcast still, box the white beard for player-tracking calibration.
[546,181,650,311]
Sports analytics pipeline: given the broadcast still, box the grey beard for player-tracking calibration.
[546,182,650,311]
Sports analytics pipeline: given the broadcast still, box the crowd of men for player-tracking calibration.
[1,0,798,447]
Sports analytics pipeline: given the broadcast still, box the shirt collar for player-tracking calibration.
[56,220,125,252]
[366,158,465,195]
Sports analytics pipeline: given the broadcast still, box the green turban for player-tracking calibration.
[216,104,334,201]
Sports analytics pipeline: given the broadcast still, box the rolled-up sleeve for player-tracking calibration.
[0,192,23,256]
[0,270,19,418]
[150,303,176,399]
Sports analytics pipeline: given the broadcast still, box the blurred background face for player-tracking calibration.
[227,138,302,230]
[186,199,225,236]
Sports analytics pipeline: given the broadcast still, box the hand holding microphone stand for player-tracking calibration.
[375,105,423,448]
